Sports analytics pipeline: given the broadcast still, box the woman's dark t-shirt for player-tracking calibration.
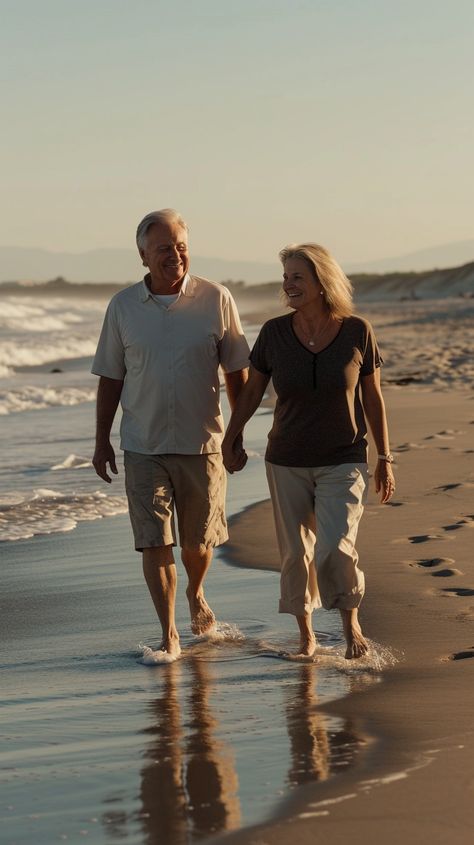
[250,314,382,467]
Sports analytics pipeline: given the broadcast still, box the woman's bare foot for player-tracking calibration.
[186,587,216,635]
[278,634,317,660]
[297,634,317,658]
[340,608,368,659]
[288,612,317,658]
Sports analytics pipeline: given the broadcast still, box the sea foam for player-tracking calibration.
[0,338,98,375]
[51,454,92,471]
[0,297,85,332]
[0,386,96,415]
[0,488,128,542]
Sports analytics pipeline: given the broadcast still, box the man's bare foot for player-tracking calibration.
[161,635,181,654]
[340,609,368,659]
[141,634,181,664]
[159,633,182,659]
[186,587,216,635]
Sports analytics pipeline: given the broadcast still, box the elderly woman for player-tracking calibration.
[222,243,395,660]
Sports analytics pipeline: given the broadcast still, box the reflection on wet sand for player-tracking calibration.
[101,658,367,843]
[137,657,240,844]
[285,665,366,788]
[285,664,330,785]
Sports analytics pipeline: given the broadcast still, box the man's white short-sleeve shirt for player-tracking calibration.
[92,274,250,454]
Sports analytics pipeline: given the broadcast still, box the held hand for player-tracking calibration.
[93,441,118,483]
[222,433,248,474]
[375,459,396,504]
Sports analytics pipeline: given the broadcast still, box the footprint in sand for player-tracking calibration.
[436,483,462,492]
[450,647,474,661]
[435,482,474,493]
[394,442,426,452]
[406,557,461,577]
[408,534,445,544]
[443,520,474,532]
[398,515,474,547]
[424,429,464,441]
[441,587,474,598]
[407,557,453,568]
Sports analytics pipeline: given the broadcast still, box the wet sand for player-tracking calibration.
[1,425,375,845]
[220,387,474,845]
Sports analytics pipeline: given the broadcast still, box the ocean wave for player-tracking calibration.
[0,299,84,332]
[0,488,128,542]
[0,337,98,375]
[51,454,92,470]
[0,386,96,415]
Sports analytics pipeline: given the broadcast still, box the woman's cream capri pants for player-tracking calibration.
[265,462,369,615]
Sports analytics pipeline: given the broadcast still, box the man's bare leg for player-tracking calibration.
[339,607,368,659]
[143,546,181,658]
[181,547,216,635]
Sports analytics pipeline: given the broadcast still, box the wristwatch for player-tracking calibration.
[377,453,394,463]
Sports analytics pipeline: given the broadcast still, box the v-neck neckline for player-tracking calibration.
[289,313,345,355]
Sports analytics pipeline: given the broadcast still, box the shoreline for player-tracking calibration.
[216,387,474,844]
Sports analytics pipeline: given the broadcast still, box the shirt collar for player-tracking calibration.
[140,272,195,302]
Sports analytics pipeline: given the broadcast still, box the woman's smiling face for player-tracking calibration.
[282,257,322,309]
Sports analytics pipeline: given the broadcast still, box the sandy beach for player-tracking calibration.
[1,284,474,845]
[220,386,474,845]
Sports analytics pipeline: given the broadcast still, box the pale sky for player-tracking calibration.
[2,0,473,264]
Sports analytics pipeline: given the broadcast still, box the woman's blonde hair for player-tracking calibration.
[279,242,354,318]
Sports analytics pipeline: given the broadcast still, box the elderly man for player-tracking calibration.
[92,209,249,661]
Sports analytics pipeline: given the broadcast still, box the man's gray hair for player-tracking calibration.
[136,208,188,250]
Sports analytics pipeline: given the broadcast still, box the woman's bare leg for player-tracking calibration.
[339,607,368,659]
[294,612,317,657]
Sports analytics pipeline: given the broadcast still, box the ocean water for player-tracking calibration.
[1,287,391,845]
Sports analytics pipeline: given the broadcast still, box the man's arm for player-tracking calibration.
[92,375,124,483]
[222,368,249,472]
[222,366,269,473]
[223,367,249,410]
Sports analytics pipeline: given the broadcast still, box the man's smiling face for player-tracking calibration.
[140,221,189,290]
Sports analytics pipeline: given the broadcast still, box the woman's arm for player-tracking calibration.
[222,365,270,473]
[360,368,395,503]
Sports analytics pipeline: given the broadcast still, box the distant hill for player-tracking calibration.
[224,262,474,318]
[345,240,474,273]
[351,261,474,301]
[0,246,277,285]
[1,262,473,304]
[1,239,474,284]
